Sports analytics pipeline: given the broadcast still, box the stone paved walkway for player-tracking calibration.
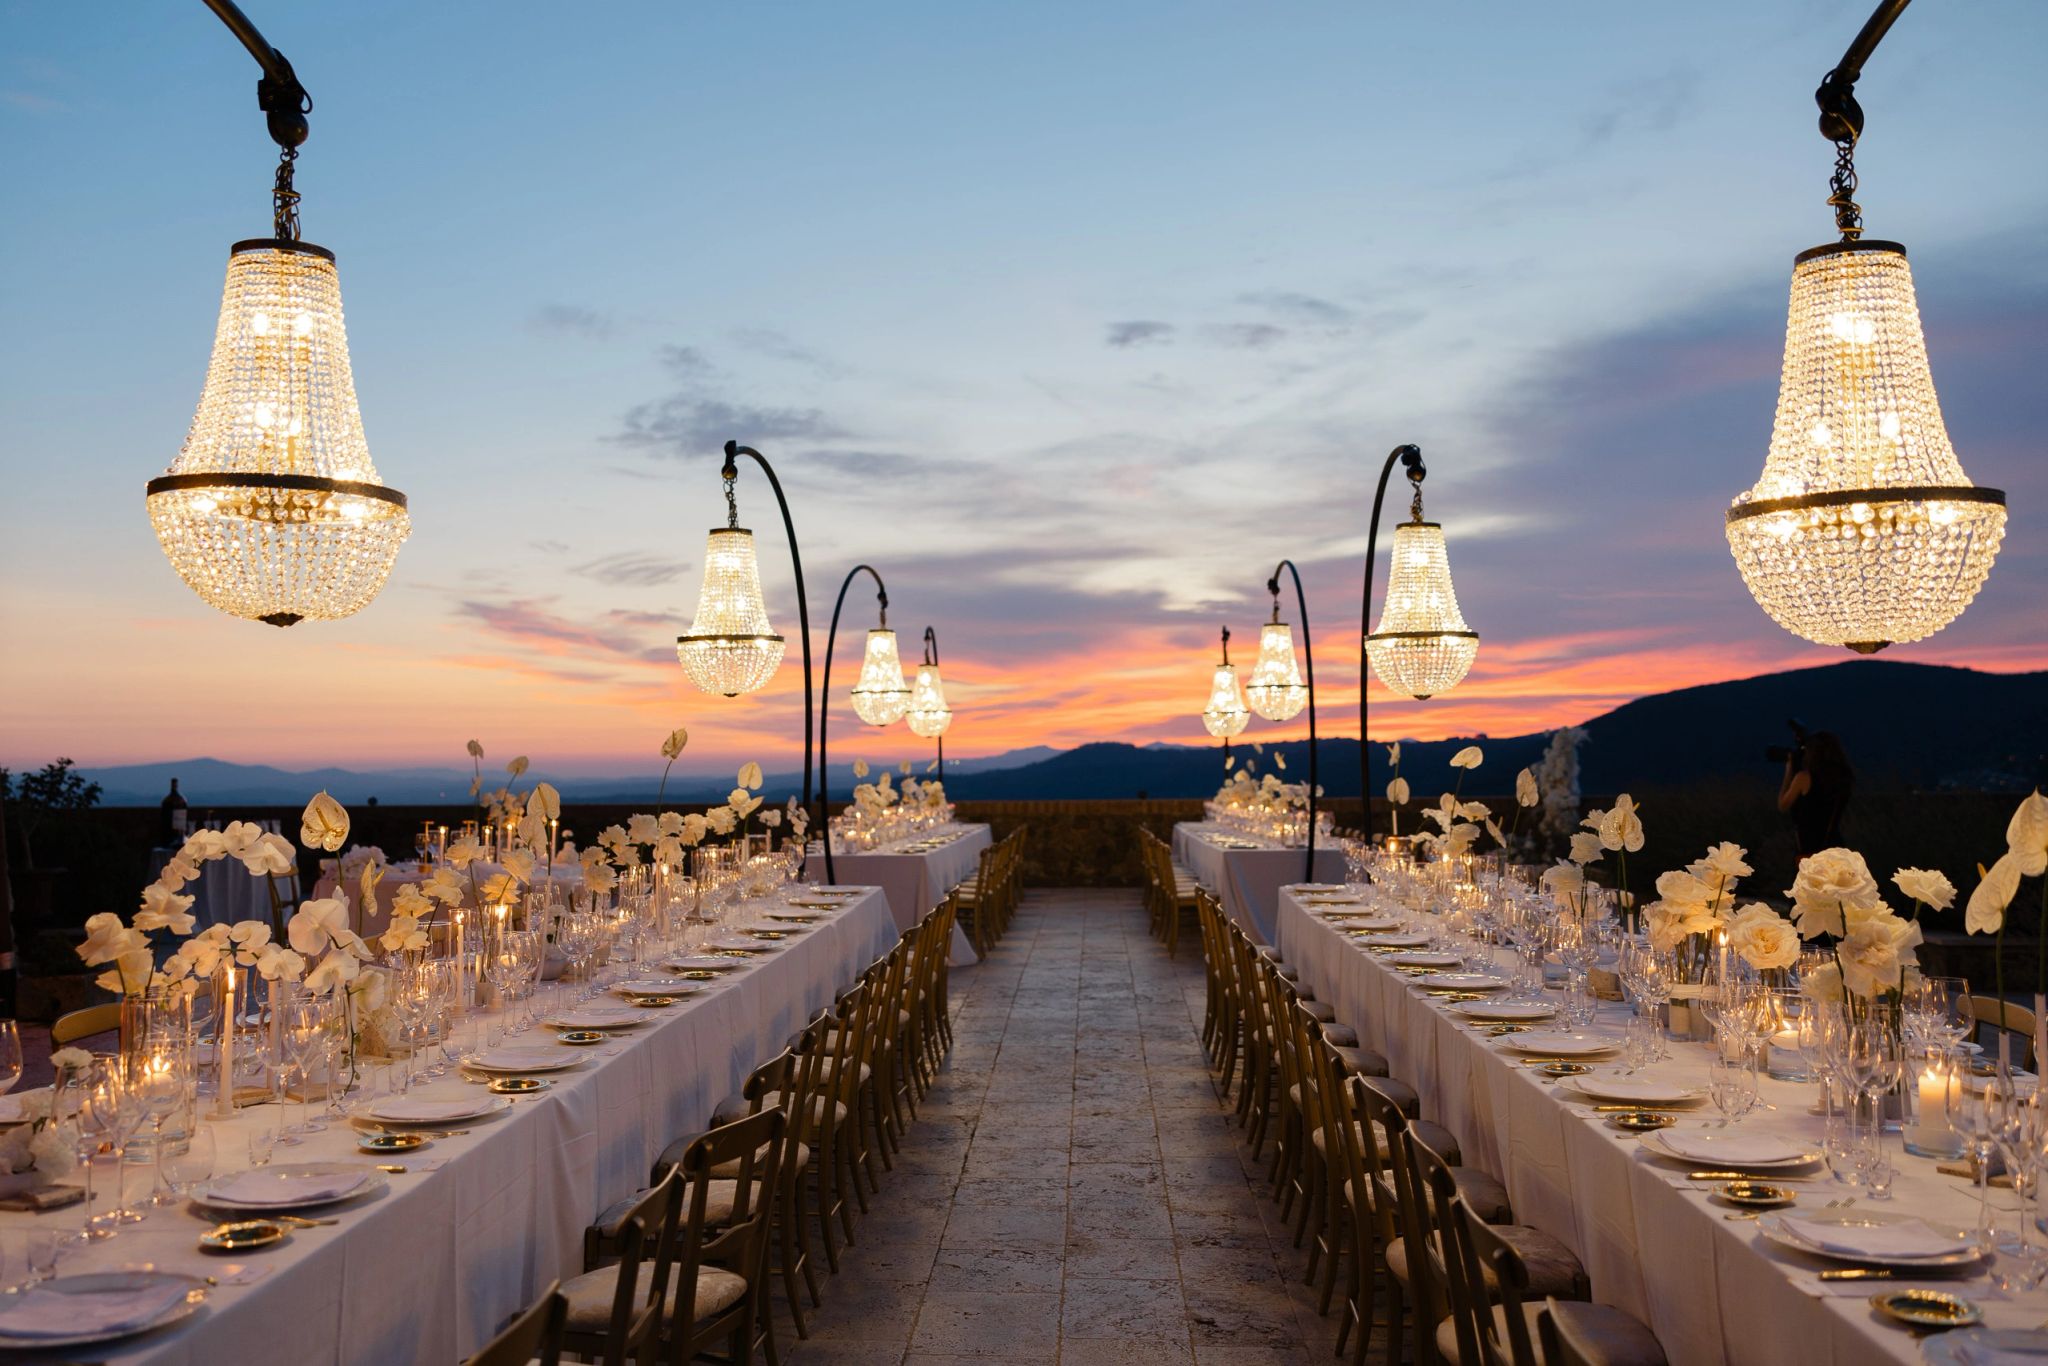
[786,887,1331,1366]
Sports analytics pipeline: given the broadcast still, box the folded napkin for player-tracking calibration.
[1778,1215,1962,1260]
[1657,1130,1808,1164]
[0,1277,194,1340]
[371,1098,483,1123]
[669,956,738,971]
[0,1087,50,1125]
[212,1167,368,1207]
[469,1047,564,1071]
[1949,1330,2048,1363]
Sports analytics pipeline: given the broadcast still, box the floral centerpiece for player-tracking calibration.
[0,1047,93,1192]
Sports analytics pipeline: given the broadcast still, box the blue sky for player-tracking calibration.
[2,1,2044,779]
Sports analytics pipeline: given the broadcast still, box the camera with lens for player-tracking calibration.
[1764,718,1809,766]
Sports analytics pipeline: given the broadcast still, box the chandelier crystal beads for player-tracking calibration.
[146,240,410,626]
[1202,664,1251,739]
[1245,621,1309,722]
[850,628,912,726]
[1365,519,1478,700]
[1727,240,2006,652]
[906,663,953,739]
[677,527,786,696]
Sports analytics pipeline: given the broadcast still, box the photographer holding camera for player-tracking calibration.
[1772,720,1854,857]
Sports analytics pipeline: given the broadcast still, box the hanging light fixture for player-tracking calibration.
[1726,0,2005,653]
[677,518,787,697]
[146,0,409,626]
[1365,454,1478,701]
[1244,602,1309,723]
[906,628,954,741]
[1201,626,1251,740]
[850,626,912,726]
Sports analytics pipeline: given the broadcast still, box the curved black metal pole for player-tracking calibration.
[818,564,889,884]
[201,0,311,149]
[922,626,944,777]
[1816,0,1913,142]
[723,442,816,826]
[1360,445,1425,837]
[1267,559,1319,883]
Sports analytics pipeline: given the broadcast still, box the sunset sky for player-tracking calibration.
[3,1,2045,785]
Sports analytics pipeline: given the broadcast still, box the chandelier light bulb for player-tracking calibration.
[677,526,786,696]
[1244,621,1309,722]
[906,662,953,739]
[1201,664,1251,739]
[146,241,410,626]
[1365,520,1478,700]
[1727,240,2006,651]
[850,627,912,726]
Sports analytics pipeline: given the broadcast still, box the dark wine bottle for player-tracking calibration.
[160,777,188,845]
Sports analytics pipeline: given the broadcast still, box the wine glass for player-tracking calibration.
[163,1124,216,1199]
[139,1040,187,1207]
[1708,1054,1758,1126]
[0,1021,21,1097]
[71,1060,117,1242]
[1951,1064,2018,1250]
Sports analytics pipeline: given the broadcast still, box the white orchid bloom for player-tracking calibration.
[287,897,354,956]
[77,913,144,967]
[303,954,360,996]
[253,943,308,982]
[134,883,197,934]
[237,832,296,877]
[96,947,155,996]
[1386,742,1401,765]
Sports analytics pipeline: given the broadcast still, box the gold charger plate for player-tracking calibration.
[201,1219,287,1252]
[1870,1289,1980,1328]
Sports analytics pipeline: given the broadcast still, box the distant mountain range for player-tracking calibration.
[70,662,2048,807]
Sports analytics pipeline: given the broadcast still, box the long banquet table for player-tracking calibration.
[0,889,897,1365]
[1273,885,2048,1366]
[1171,823,1344,943]
[811,822,989,965]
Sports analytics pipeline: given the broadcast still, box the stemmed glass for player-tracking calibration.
[71,1060,119,1241]
[1994,1092,2048,1290]
[1952,1066,2022,1252]
[140,1040,188,1207]
[98,1062,150,1225]
[0,1020,22,1096]
[284,996,330,1133]
[1708,1054,1758,1125]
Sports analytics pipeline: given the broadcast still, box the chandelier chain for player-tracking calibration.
[273,147,302,242]
[723,470,740,528]
[1827,137,1863,241]
[1409,481,1425,522]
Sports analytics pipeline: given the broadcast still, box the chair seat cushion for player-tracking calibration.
[1299,1000,1338,1024]
[1329,1045,1389,1077]
[711,1092,848,1134]
[1321,1023,1360,1048]
[1406,1118,1464,1167]
[1544,1301,1669,1366]
[591,1179,763,1241]
[562,1260,747,1331]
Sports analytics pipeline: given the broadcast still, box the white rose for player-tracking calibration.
[1788,847,1882,937]
[1836,913,1923,999]
[1892,867,1957,913]
[1726,903,1800,970]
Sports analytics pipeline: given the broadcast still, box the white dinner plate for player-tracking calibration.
[615,979,700,997]
[1330,916,1402,930]
[0,1271,208,1350]
[1410,973,1505,991]
[666,957,742,972]
[543,1006,647,1030]
[1924,1329,2048,1364]
[193,1161,387,1213]
[1556,1072,1703,1105]
[707,936,778,953]
[1361,932,1432,948]
[1452,1001,1558,1023]
[1500,1031,1617,1058]
[462,1045,585,1074]
[359,1094,512,1126]
[1291,884,1346,893]
[1637,1128,1821,1170]
[1758,1209,1983,1268]
[1387,952,1462,968]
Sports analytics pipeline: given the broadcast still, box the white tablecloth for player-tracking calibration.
[811,823,989,966]
[1273,887,2048,1366]
[1171,823,1344,943]
[3,890,898,1365]
[145,850,283,931]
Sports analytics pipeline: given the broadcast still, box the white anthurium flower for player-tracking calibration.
[738,761,763,790]
[134,883,197,934]
[469,777,482,798]
[1515,768,1538,808]
[518,806,548,852]
[467,739,484,758]
[852,760,869,779]
[661,727,689,760]
[1484,818,1505,847]
[1892,867,1957,913]
[928,759,940,773]
[1967,852,2023,935]
[1274,754,1286,771]
[2007,791,2048,877]
[1387,742,1401,765]
[1568,831,1605,866]
[507,755,529,779]
[627,813,660,846]
[1387,777,1410,806]
[728,788,763,819]
[1597,794,1644,854]
[1223,755,1235,772]
[1450,746,1483,770]
[1422,793,1458,832]
[1727,903,1802,971]
[300,791,349,852]
[531,782,562,822]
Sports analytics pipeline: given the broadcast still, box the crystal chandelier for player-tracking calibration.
[850,628,912,726]
[146,8,408,627]
[1200,627,1251,739]
[1245,616,1308,722]
[677,526,786,697]
[1366,483,1478,700]
[907,627,954,742]
[1726,6,2004,651]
